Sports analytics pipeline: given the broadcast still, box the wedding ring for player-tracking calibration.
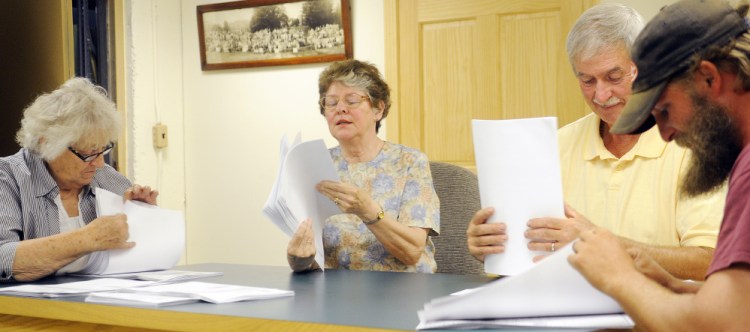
[551,242,556,252]
[334,197,340,205]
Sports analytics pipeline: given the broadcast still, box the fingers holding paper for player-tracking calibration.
[85,214,135,251]
[526,204,595,257]
[287,219,317,272]
[568,228,638,294]
[466,207,508,262]
[124,184,159,205]
[317,180,379,221]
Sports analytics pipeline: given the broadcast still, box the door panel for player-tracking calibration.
[385,0,594,168]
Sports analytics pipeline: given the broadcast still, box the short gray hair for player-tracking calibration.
[16,77,120,161]
[318,59,391,133]
[566,3,644,67]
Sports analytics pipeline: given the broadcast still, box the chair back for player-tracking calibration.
[429,161,484,275]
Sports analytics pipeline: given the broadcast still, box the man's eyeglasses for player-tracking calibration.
[320,93,370,111]
[68,143,114,163]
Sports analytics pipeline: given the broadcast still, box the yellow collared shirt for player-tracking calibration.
[558,113,724,247]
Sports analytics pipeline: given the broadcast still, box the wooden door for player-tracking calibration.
[384,0,596,168]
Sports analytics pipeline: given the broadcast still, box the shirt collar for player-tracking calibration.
[583,117,667,161]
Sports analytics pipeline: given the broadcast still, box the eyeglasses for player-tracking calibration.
[68,143,114,163]
[578,66,636,89]
[320,93,371,111]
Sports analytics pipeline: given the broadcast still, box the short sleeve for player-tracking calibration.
[396,150,440,235]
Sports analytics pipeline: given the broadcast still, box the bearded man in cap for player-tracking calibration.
[570,0,750,330]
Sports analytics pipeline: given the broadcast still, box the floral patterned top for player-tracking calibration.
[323,142,440,273]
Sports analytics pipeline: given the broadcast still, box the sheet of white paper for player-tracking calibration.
[418,243,624,324]
[77,270,224,283]
[472,118,565,276]
[91,188,185,275]
[120,281,294,304]
[0,278,154,297]
[262,135,339,270]
[85,292,200,307]
[103,201,185,274]
[277,139,340,269]
[95,186,125,216]
[263,134,296,236]
[417,313,634,330]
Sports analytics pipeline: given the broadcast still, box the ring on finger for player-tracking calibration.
[334,197,340,205]
[551,242,556,252]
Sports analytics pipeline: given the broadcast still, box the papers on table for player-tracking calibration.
[85,292,199,307]
[0,278,155,298]
[417,314,634,330]
[76,270,223,283]
[0,277,293,307]
[82,188,185,275]
[416,244,629,330]
[263,134,340,270]
[85,281,294,307]
[472,118,565,276]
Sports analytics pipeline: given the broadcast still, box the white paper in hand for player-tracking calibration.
[418,243,625,328]
[93,188,185,275]
[262,134,340,270]
[472,117,565,276]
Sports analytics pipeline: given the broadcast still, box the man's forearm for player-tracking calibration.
[619,237,713,280]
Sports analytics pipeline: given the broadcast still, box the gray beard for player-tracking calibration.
[674,92,742,198]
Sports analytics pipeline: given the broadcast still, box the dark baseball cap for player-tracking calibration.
[611,0,750,135]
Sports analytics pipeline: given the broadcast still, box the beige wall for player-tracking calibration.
[124,0,385,267]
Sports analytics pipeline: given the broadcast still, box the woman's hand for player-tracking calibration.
[316,180,381,222]
[124,184,159,205]
[287,219,316,272]
[83,214,134,251]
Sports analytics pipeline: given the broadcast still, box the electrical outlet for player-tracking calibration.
[153,123,168,148]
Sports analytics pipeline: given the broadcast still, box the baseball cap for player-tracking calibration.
[610,0,750,134]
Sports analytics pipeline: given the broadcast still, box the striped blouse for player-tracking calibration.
[0,148,131,281]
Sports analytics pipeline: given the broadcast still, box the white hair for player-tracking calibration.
[15,77,120,161]
[566,3,644,67]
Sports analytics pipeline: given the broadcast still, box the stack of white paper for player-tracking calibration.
[416,244,632,330]
[262,134,341,269]
[0,278,155,298]
[472,117,565,276]
[85,281,294,306]
[78,188,185,276]
[79,270,223,283]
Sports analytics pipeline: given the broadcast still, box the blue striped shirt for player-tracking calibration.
[0,148,131,281]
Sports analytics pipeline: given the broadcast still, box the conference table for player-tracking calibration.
[0,263,498,331]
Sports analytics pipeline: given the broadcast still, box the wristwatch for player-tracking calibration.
[363,208,385,225]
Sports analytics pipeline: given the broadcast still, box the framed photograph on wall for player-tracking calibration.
[197,0,352,71]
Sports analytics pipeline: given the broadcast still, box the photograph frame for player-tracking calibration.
[197,0,352,71]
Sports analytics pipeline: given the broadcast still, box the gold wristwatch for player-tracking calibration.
[363,208,385,225]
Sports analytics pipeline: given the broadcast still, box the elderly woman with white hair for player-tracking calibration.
[0,77,158,282]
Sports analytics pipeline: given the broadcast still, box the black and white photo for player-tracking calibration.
[197,0,352,70]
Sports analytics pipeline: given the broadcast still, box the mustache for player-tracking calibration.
[592,97,623,107]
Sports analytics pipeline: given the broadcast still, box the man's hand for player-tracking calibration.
[526,204,595,260]
[466,207,507,262]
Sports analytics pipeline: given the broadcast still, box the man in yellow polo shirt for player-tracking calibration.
[466,3,725,280]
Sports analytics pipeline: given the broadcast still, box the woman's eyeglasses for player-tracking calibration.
[68,143,114,162]
[320,93,370,111]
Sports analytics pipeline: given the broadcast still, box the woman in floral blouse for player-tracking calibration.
[286,59,440,273]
